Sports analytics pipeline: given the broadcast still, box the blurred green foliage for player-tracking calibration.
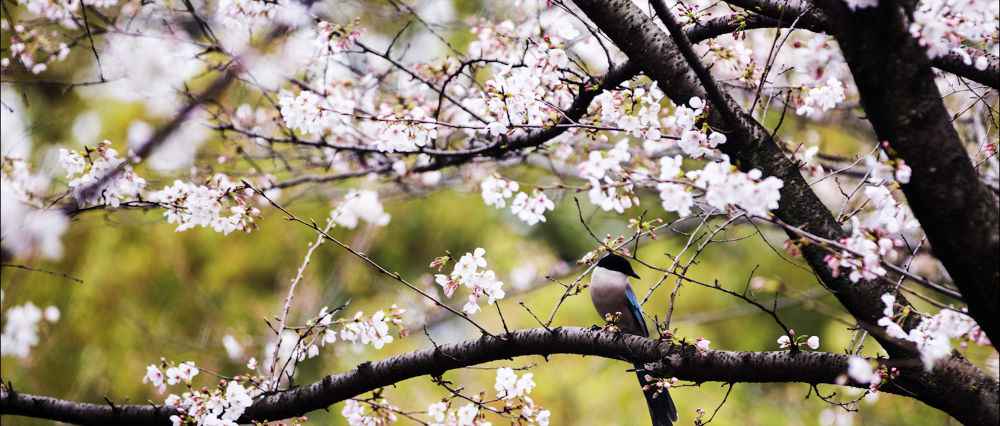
[2,185,986,425]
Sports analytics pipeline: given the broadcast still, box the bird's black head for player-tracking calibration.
[596,254,640,279]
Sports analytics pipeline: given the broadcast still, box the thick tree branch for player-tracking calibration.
[810,0,1000,344]
[2,328,996,425]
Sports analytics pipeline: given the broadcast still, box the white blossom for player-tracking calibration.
[510,191,555,225]
[846,356,878,385]
[148,175,256,235]
[332,190,391,229]
[435,248,506,315]
[1,302,58,359]
[222,335,244,360]
[796,78,846,118]
[481,176,519,208]
[806,336,821,350]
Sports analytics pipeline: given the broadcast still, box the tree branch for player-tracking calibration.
[2,328,996,425]
[810,0,1000,344]
[719,0,999,88]
[563,1,998,421]
[566,0,923,357]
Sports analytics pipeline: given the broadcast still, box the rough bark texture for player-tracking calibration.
[2,328,997,425]
[812,0,1000,344]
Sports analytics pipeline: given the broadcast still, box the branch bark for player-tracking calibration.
[2,328,996,425]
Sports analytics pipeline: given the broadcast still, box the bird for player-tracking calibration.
[589,253,678,426]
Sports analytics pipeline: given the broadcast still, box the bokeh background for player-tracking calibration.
[1,1,996,425]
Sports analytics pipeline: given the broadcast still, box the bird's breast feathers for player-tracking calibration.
[590,266,629,317]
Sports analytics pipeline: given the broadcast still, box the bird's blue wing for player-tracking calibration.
[625,284,649,337]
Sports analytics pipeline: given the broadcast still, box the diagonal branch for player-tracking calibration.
[566,0,923,358]
[809,0,999,344]
[561,2,1000,421]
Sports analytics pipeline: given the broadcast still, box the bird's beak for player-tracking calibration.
[628,271,641,279]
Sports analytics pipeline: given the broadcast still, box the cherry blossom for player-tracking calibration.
[148,175,258,235]
[510,191,556,225]
[0,178,68,259]
[879,293,990,369]
[846,356,878,385]
[777,335,792,349]
[796,78,846,118]
[495,367,536,400]
[1,2,996,425]
[686,160,784,217]
[143,365,167,394]
[806,336,821,350]
[1,301,59,359]
[331,190,392,229]
[342,399,398,426]
[222,335,244,361]
[434,248,507,315]
[695,338,711,351]
[909,0,998,67]
[339,309,399,350]
[14,0,118,28]
[62,141,147,208]
[480,175,520,208]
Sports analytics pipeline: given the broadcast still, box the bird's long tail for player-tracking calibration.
[634,363,679,426]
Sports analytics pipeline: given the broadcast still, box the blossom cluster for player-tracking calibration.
[824,217,899,282]
[1,158,68,259]
[434,248,506,315]
[148,175,259,235]
[2,21,70,74]
[0,296,60,359]
[56,142,261,236]
[481,175,556,225]
[214,0,307,29]
[463,22,576,135]
[335,307,405,350]
[591,80,667,151]
[480,175,520,208]
[656,157,784,218]
[776,331,822,351]
[796,78,846,118]
[274,305,406,375]
[142,360,263,426]
[865,151,913,185]
[13,0,119,28]
[343,399,398,426]
[60,141,147,208]
[416,368,550,426]
[580,140,639,213]
[331,190,391,229]
[823,157,919,282]
[277,86,355,138]
[878,293,990,369]
[845,356,881,387]
[909,0,998,70]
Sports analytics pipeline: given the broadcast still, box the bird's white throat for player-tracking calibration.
[591,266,629,291]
